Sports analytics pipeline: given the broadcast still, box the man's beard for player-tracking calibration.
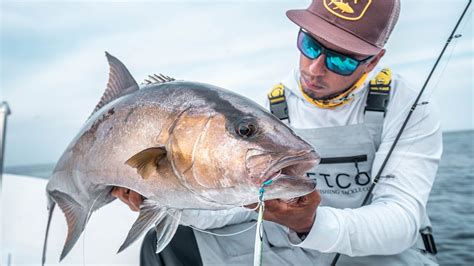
[301,87,344,101]
[300,73,353,101]
[300,73,344,101]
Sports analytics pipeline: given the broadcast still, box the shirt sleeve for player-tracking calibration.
[289,77,443,256]
[180,207,257,230]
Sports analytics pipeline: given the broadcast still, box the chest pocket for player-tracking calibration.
[294,124,376,209]
[317,154,370,188]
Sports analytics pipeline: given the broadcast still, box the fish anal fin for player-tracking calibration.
[117,200,166,253]
[155,209,182,253]
[125,147,167,179]
[91,52,139,116]
[49,190,88,261]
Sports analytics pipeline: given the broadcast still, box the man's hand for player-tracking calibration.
[247,190,321,233]
[111,187,145,212]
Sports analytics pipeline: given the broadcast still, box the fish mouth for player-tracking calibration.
[260,149,320,184]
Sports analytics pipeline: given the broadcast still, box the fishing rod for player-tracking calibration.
[331,1,472,265]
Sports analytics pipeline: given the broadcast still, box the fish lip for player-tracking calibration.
[260,149,320,184]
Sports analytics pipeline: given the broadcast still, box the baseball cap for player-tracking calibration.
[287,0,400,56]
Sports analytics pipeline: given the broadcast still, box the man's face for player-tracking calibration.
[299,35,384,100]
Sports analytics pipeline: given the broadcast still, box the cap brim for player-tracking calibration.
[287,9,381,56]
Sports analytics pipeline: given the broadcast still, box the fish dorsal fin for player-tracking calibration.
[125,147,167,179]
[141,73,175,86]
[117,199,166,253]
[92,52,139,115]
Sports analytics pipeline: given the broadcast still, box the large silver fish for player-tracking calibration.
[42,52,320,263]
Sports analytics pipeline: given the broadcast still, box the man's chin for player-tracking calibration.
[302,87,331,100]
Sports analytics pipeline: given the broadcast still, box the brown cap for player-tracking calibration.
[287,0,400,56]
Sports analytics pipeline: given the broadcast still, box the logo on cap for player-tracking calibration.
[323,0,372,21]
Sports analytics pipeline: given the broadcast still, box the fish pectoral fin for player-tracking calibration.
[125,147,167,179]
[49,190,88,261]
[155,209,182,254]
[118,200,166,253]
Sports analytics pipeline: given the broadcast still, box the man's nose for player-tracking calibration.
[308,54,327,76]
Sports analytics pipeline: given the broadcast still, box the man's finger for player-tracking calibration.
[128,191,144,212]
[264,199,285,212]
[306,190,321,203]
[283,197,299,205]
[286,191,320,207]
[111,187,119,197]
[111,187,130,203]
[285,196,304,207]
[245,203,258,210]
[112,187,139,211]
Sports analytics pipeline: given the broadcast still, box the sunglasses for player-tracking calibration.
[297,29,374,76]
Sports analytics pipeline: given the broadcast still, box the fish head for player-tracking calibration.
[167,83,319,203]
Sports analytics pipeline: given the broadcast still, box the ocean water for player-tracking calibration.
[4,130,473,265]
[426,130,474,265]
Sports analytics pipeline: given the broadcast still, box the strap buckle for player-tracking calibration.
[420,226,438,255]
[365,68,392,115]
[270,102,289,121]
[364,88,390,113]
[268,84,289,121]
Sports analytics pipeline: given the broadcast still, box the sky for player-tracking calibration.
[1,0,473,167]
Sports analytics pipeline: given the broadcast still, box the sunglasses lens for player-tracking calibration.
[326,51,359,75]
[297,30,365,76]
[298,31,322,60]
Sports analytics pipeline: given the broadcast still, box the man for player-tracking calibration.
[113,0,442,265]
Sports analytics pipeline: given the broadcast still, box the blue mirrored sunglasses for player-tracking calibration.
[297,29,374,76]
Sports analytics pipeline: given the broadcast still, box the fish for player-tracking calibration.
[42,52,320,264]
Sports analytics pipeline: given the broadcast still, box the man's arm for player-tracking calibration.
[111,187,255,230]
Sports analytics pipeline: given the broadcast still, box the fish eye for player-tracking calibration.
[236,121,257,139]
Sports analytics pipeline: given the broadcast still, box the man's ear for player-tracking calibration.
[366,49,386,73]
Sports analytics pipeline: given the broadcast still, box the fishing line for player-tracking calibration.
[253,179,273,266]
[161,180,273,238]
[370,4,472,179]
[164,206,259,237]
[82,189,107,266]
[387,19,468,174]
[188,219,258,237]
[371,7,470,177]
[427,8,472,95]
[243,202,263,212]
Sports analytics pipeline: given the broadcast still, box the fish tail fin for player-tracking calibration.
[42,197,55,266]
[49,190,89,261]
[155,209,182,253]
[117,200,166,253]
